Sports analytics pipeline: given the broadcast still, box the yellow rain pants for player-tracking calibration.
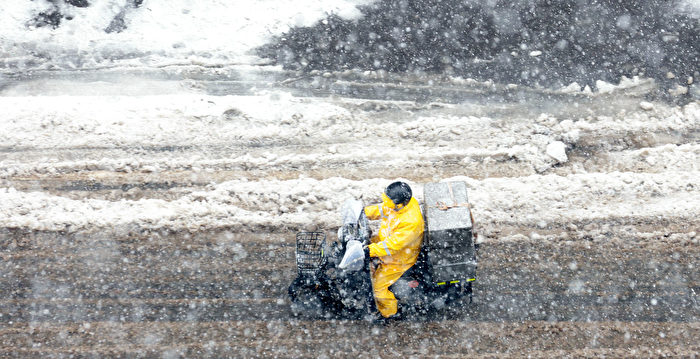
[364,194,424,318]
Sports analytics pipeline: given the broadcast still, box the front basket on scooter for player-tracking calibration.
[295,232,326,276]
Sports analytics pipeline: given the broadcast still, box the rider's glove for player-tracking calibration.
[363,245,370,259]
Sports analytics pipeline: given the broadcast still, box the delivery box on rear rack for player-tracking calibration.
[423,181,477,286]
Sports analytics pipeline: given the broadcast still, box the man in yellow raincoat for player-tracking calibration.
[363,181,424,318]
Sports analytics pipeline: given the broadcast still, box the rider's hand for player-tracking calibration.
[363,245,370,259]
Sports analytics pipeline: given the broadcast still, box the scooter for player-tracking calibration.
[289,183,477,320]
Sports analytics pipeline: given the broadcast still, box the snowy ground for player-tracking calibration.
[1,70,698,241]
[0,0,373,72]
[1,67,698,357]
[1,0,699,357]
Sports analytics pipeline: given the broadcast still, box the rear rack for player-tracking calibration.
[295,232,326,276]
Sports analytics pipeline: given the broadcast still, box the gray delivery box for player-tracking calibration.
[423,181,477,284]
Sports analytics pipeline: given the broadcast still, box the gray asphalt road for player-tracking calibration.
[1,227,697,357]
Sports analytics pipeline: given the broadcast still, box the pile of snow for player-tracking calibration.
[0,0,372,71]
[1,91,697,178]
[0,172,698,240]
[0,92,354,149]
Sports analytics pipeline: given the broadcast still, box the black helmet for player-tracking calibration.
[385,181,412,206]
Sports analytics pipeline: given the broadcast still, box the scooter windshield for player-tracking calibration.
[341,199,364,225]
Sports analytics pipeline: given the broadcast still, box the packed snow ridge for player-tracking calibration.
[0,0,698,245]
[1,93,698,177]
[1,172,698,243]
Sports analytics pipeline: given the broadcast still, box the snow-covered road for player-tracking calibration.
[1,69,698,244]
[1,0,698,356]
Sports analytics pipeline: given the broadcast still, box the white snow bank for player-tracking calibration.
[0,92,354,149]
[0,0,371,70]
[1,172,697,237]
[557,76,655,95]
[2,94,697,177]
[595,143,700,172]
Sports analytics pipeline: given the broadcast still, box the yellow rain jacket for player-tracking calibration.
[364,194,424,318]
